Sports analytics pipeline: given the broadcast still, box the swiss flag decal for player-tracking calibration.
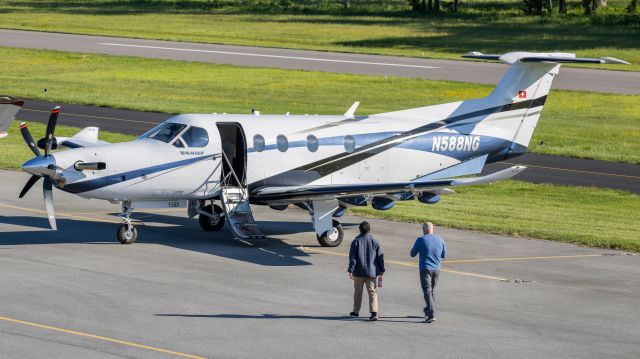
[518,90,527,99]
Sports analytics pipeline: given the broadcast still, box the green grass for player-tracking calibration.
[350,180,640,251]
[2,122,637,251]
[1,47,638,163]
[0,122,135,170]
[0,1,639,71]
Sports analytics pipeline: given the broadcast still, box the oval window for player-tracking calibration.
[253,134,265,152]
[307,134,319,152]
[276,134,288,152]
[344,135,356,153]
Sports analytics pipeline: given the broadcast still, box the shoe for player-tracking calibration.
[369,312,378,321]
[423,307,428,316]
[349,312,359,317]
[425,317,436,323]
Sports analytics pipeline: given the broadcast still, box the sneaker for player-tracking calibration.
[425,317,436,323]
[369,312,378,321]
[349,312,359,317]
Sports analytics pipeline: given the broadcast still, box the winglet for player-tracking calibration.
[344,101,360,118]
[601,57,630,65]
[451,165,526,186]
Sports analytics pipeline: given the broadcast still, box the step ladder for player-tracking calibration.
[219,152,265,240]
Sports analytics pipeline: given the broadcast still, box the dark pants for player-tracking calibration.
[420,269,439,318]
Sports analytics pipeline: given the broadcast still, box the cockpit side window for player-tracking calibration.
[146,123,187,143]
[181,126,209,148]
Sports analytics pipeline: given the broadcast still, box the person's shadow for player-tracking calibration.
[155,313,425,323]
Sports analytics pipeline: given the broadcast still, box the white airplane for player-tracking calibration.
[0,95,23,138]
[7,52,628,246]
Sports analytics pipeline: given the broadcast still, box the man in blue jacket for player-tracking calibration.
[410,222,447,323]
[348,221,385,321]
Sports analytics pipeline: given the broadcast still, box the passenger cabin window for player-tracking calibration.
[307,135,319,152]
[181,126,209,147]
[147,123,186,143]
[277,134,288,152]
[344,135,356,153]
[253,134,265,152]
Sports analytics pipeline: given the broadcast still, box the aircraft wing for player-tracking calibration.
[252,166,525,203]
[58,127,110,148]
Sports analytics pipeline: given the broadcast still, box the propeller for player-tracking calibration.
[18,106,62,230]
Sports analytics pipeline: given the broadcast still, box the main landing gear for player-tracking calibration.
[117,202,138,244]
[198,203,225,231]
[317,219,344,247]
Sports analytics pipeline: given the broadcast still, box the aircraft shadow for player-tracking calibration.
[0,213,329,267]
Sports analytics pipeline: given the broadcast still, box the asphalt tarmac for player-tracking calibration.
[16,99,640,193]
[0,29,638,95]
[0,170,638,358]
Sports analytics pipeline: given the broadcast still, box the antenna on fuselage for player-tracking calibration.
[344,101,360,118]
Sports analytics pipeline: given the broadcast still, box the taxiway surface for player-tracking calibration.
[0,170,638,358]
[0,29,638,95]
[17,99,640,193]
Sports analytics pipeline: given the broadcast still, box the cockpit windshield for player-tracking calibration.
[145,123,187,143]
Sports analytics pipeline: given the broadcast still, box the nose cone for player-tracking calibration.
[22,156,56,177]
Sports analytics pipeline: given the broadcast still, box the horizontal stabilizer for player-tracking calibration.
[463,52,630,65]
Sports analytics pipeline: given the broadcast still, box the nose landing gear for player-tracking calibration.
[117,202,138,244]
[198,203,225,231]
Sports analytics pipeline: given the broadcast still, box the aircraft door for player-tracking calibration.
[216,123,247,188]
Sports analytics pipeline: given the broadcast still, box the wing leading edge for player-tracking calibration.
[252,165,525,203]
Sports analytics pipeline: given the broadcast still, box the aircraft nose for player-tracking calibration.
[22,155,57,177]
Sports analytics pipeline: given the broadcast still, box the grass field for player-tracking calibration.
[1,122,637,251]
[0,0,638,71]
[350,180,640,251]
[1,47,638,163]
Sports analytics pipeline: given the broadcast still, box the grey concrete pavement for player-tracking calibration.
[1,170,639,358]
[16,99,640,193]
[0,29,638,94]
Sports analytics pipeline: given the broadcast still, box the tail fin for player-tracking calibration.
[463,52,629,155]
[0,95,24,138]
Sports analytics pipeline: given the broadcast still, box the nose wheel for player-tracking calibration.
[117,224,138,244]
[117,201,138,244]
[198,204,225,231]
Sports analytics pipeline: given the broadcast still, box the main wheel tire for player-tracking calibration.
[117,224,138,244]
[199,204,225,231]
[317,220,344,247]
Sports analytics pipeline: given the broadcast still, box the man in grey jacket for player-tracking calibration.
[348,221,385,321]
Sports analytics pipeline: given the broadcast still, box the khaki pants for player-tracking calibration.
[353,276,378,313]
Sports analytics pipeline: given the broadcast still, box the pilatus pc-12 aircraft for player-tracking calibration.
[6,52,628,246]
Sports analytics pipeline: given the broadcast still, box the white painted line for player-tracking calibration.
[99,42,440,70]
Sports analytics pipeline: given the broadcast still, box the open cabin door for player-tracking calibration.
[216,123,264,240]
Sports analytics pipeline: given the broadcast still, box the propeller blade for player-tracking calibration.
[43,177,57,231]
[19,122,41,157]
[44,106,60,156]
[19,175,40,198]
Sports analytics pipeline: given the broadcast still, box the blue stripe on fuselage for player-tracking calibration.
[63,154,216,194]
